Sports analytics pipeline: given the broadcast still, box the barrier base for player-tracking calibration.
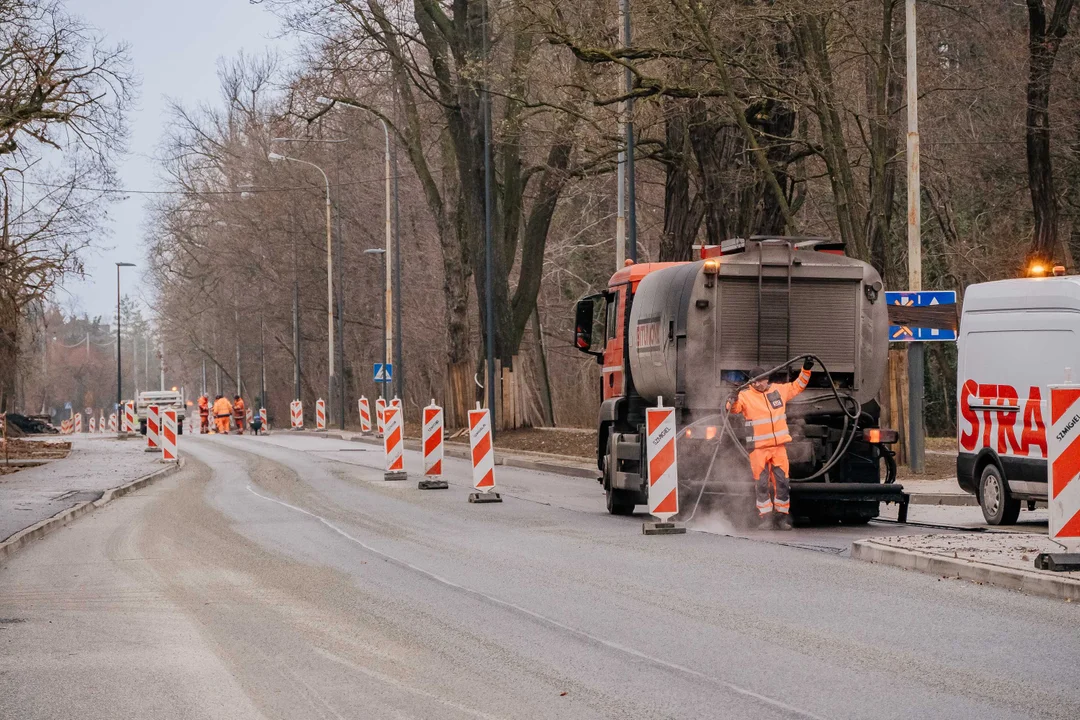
[468,491,502,504]
[384,470,408,482]
[160,457,177,464]
[1034,552,1080,572]
[290,427,304,431]
[419,479,449,490]
[642,521,686,536]
[315,429,327,433]
[143,446,159,453]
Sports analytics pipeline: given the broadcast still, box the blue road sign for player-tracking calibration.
[64,402,72,410]
[374,363,393,382]
[886,290,957,342]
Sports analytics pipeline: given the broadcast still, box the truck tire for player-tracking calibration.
[606,486,637,516]
[979,463,1020,526]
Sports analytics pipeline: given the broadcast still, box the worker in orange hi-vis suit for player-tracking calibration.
[232,396,246,435]
[727,358,814,531]
[198,395,210,434]
[212,395,233,435]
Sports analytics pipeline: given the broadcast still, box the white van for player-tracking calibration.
[957,276,1080,524]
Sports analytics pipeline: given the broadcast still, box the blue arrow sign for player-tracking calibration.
[886,290,957,342]
[373,363,393,382]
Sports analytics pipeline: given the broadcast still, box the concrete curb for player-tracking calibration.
[851,539,1080,602]
[908,493,977,507]
[0,458,185,563]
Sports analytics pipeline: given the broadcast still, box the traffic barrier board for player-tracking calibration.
[259,407,267,430]
[382,405,406,480]
[358,396,372,434]
[89,416,97,434]
[146,405,160,451]
[109,413,117,433]
[375,397,386,438]
[161,409,178,463]
[469,404,497,493]
[646,400,680,521]
[290,400,304,429]
[316,398,326,431]
[124,402,135,434]
[1049,385,1080,551]
[73,413,82,434]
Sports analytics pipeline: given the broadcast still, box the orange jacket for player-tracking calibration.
[198,396,209,413]
[233,398,245,417]
[729,368,811,449]
[212,397,232,418]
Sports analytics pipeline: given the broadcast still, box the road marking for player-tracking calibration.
[246,484,826,719]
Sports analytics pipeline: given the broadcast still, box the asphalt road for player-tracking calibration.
[1,432,1077,719]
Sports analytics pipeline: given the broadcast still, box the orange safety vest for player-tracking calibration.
[212,397,232,418]
[233,399,245,418]
[729,368,811,449]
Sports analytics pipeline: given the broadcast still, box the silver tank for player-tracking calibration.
[627,242,888,412]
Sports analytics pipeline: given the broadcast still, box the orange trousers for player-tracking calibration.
[749,445,790,516]
[215,416,230,434]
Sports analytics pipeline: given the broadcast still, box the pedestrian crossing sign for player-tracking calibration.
[374,363,393,382]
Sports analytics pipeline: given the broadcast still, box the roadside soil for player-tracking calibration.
[1,438,71,460]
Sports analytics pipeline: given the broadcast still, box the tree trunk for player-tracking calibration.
[1025,0,1075,265]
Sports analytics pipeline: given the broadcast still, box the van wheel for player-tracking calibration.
[979,464,1020,526]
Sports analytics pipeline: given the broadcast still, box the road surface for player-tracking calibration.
[1,433,1076,719]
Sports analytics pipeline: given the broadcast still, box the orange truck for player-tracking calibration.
[573,237,907,524]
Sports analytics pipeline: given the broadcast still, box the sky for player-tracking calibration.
[58,0,289,321]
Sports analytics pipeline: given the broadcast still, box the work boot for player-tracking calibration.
[775,514,793,531]
[757,514,774,530]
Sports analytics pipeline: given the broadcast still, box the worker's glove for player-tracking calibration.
[802,357,814,371]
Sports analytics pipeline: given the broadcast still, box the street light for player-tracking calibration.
[268,151,335,421]
[364,248,388,400]
[317,96,401,403]
[115,262,135,436]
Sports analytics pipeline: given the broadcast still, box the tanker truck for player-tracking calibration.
[573,237,908,524]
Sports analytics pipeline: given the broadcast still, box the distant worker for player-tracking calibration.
[727,358,814,531]
[198,395,210,434]
[212,394,232,435]
[233,395,246,435]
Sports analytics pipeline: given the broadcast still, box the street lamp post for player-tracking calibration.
[268,151,335,423]
[316,97,400,404]
[115,262,135,435]
[364,248,388,401]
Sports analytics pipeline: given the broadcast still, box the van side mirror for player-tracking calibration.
[574,294,606,357]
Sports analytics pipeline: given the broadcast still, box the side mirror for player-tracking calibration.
[574,294,606,357]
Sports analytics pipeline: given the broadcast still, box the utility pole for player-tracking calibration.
[235,306,242,397]
[906,0,925,473]
[623,0,637,262]
[615,0,627,271]
[483,0,496,433]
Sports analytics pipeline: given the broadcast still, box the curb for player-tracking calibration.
[908,493,977,507]
[0,458,185,563]
[851,539,1080,602]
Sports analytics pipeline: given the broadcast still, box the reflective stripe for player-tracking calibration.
[749,414,785,427]
[757,500,773,514]
[753,431,782,442]
[601,366,622,374]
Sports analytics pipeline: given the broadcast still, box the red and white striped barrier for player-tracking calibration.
[161,409,178,463]
[246,407,253,428]
[375,398,386,438]
[1049,385,1080,551]
[467,404,501,503]
[99,413,106,434]
[382,405,407,480]
[391,397,402,410]
[73,413,82,434]
[89,416,97,434]
[145,405,160,452]
[259,407,267,431]
[290,400,303,430]
[419,401,447,490]
[643,398,684,534]
[358,396,372,434]
[61,419,71,434]
[316,398,326,431]
[124,402,136,433]
[109,413,117,433]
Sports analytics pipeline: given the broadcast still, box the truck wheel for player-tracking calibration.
[606,487,636,516]
[979,464,1020,526]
